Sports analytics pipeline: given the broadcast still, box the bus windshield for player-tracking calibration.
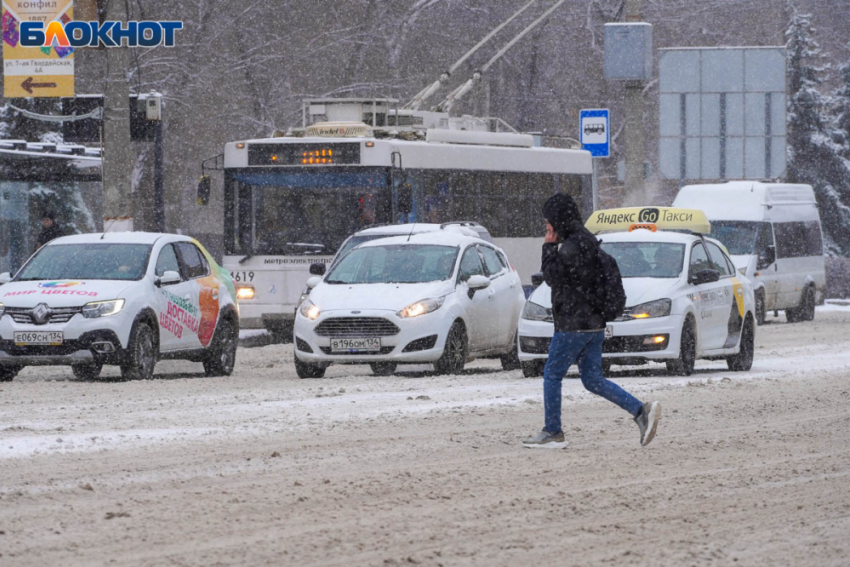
[233,169,390,256]
[707,221,766,255]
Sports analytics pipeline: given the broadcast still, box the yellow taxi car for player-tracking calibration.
[518,207,756,377]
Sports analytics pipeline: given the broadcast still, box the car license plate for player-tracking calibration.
[605,325,614,339]
[14,331,64,346]
[330,338,381,352]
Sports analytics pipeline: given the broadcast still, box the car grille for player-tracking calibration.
[314,317,400,338]
[319,346,395,356]
[520,336,551,355]
[5,306,82,325]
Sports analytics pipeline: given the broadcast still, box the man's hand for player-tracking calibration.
[544,222,559,244]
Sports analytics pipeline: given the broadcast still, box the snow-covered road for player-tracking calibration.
[1,307,849,566]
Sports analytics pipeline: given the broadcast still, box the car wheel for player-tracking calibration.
[203,318,239,377]
[295,357,326,379]
[755,290,766,326]
[370,362,397,376]
[499,332,521,371]
[727,315,755,371]
[434,322,467,375]
[72,363,103,380]
[521,360,545,378]
[666,317,696,376]
[0,365,22,382]
[121,322,157,381]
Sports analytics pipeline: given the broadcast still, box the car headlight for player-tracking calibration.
[236,285,255,300]
[299,299,321,320]
[522,301,553,322]
[0,302,5,318]
[82,299,125,319]
[297,287,311,307]
[622,299,672,320]
[397,297,445,319]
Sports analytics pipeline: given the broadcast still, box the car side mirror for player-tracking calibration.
[309,263,326,276]
[531,273,544,288]
[306,276,322,289]
[156,270,181,287]
[0,272,11,285]
[466,274,490,298]
[757,245,775,270]
[689,268,720,286]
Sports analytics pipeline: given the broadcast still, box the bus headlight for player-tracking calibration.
[623,299,671,320]
[82,299,125,319]
[236,286,255,301]
[299,300,321,320]
[522,301,553,322]
[397,297,445,318]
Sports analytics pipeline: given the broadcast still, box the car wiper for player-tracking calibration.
[325,279,347,284]
[238,253,255,265]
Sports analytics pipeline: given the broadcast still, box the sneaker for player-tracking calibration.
[522,429,568,449]
[634,401,662,446]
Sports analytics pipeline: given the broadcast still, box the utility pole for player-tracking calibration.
[623,0,645,200]
[101,0,134,231]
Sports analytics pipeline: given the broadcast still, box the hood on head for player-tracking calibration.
[542,193,582,238]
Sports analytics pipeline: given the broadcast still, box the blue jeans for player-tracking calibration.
[544,331,644,433]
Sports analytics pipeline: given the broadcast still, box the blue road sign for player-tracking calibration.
[580,109,610,158]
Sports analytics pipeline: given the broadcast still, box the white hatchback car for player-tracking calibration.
[518,207,756,378]
[293,231,524,378]
[0,233,239,381]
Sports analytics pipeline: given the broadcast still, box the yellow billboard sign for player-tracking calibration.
[2,0,74,98]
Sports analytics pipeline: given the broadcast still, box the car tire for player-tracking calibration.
[370,362,397,376]
[203,318,239,377]
[295,357,326,379]
[434,322,467,376]
[521,360,545,378]
[755,290,766,326]
[727,315,755,371]
[0,365,22,382]
[120,322,158,381]
[499,332,521,371]
[666,317,696,376]
[72,363,103,380]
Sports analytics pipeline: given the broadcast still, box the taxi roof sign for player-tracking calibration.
[586,207,711,235]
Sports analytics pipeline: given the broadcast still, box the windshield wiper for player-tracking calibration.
[325,279,347,284]
[239,253,255,265]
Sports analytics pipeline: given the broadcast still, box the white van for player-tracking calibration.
[673,182,825,324]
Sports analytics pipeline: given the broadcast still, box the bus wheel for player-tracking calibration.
[755,290,766,326]
[667,317,696,376]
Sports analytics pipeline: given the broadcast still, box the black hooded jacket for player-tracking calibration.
[36,222,64,249]
[541,194,605,332]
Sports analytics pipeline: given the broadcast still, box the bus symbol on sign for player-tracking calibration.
[638,208,660,223]
[580,109,610,158]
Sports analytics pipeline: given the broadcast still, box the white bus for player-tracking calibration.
[214,98,592,335]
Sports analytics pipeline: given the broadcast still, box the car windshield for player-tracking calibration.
[326,244,458,284]
[16,243,152,281]
[335,233,406,264]
[600,242,686,278]
[707,221,764,255]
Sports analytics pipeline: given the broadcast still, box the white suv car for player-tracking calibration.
[0,233,239,381]
[294,231,523,378]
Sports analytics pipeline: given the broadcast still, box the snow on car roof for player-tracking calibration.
[47,232,189,246]
[597,230,701,244]
[357,230,489,249]
[356,223,443,236]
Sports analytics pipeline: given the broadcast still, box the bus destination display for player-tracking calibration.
[248,143,361,166]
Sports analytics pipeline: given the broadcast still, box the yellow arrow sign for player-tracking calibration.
[2,0,75,98]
